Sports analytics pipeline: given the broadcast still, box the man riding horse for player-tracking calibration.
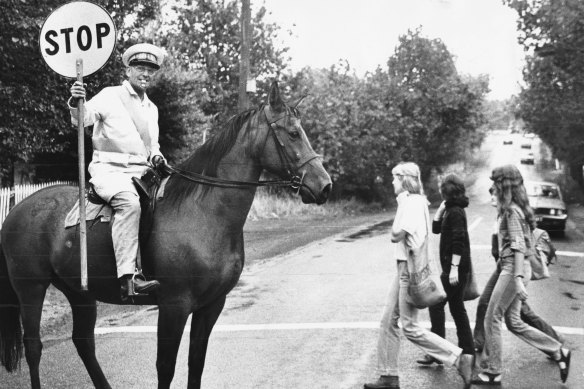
[68,43,166,299]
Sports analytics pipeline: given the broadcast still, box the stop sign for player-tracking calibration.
[39,1,116,78]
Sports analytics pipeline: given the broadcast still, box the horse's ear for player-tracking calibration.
[268,81,285,113]
[290,95,307,109]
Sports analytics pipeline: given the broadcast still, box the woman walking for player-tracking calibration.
[472,165,571,385]
[416,173,474,365]
[364,163,473,389]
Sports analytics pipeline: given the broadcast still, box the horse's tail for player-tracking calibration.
[0,242,23,372]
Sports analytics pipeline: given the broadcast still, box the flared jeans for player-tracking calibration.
[478,256,562,375]
[376,261,462,376]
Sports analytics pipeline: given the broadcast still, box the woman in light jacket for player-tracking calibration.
[364,162,473,389]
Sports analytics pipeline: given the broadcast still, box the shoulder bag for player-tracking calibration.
[406,205,447,308]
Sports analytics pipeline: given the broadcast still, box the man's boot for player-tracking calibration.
[363,375,400,389]
[120,274,160,299]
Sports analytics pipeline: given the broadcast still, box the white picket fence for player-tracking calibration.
[0,181,76,229]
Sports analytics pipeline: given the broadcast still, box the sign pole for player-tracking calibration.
[76,58,88,291]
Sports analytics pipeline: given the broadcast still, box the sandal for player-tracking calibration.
[471,372,502,385]
[557,348,571,383]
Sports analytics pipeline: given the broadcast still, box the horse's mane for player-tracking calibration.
[163,105,264,206]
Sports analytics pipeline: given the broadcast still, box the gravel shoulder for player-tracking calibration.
[40,210,393,340]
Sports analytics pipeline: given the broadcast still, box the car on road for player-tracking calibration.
[520,151,534,164]
[525,180,568,233]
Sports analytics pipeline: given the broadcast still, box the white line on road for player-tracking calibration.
[556,250,584,257]
[468,217,483,232]
[94,321,584,336]
[471,245,584,258]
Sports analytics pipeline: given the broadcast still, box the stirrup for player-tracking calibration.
[126,271,148,297]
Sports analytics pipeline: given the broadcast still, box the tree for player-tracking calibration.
[157,0,291,124]
[286,29,488,202]
[504,0,584,184]
[386,29,488,180]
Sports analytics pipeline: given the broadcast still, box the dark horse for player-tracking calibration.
[0,82,332,388]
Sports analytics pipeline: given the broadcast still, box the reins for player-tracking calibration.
[165,106,319,191]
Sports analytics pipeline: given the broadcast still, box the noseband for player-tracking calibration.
[164,106,321,190]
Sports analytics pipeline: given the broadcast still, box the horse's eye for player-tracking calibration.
[289,130,301,139]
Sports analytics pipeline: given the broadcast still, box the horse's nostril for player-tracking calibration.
[323,183,332,197]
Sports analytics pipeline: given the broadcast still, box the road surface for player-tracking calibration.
[2,132,583,388]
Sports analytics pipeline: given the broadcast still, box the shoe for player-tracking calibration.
[133,277,160,293]
[456,353,474,389]
[471,372,502,385]
[120,274,160,299]
[363,375,400,389]
[416,354,443,365]
[557,347,571,383]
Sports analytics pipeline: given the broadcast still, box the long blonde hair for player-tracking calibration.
[392,162,424,195]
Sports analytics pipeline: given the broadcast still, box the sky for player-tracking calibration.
[259,0,525,101]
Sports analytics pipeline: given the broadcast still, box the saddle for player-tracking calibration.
[86,167,166,242]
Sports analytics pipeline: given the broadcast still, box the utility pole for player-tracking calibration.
[238,0,251,112]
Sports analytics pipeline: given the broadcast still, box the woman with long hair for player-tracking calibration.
[416,173,474,365]
[364,162,473,389]
[472,165,570,385]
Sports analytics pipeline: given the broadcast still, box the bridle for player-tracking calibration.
[163,106,321,191]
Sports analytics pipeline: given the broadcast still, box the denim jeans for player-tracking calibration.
[376,261,462,376]
[110,191,141,277]
[429,273,474,354]
[478,256,562,375]
[474,262,565,351]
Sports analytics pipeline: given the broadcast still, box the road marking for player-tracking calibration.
[468,217,483,232]
[556,250,584,257]
[471,244,584,258]
[94,321,584,336]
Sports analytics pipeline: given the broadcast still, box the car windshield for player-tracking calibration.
[526,184,560,199]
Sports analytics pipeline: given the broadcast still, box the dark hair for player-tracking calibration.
[440,173,465,202]
[490,164,535,229]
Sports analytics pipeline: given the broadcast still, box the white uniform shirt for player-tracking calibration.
[392,192,429,261]
[69,80,163,202]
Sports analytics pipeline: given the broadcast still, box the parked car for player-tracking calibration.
[521,142,532,149]
[503,137,513,145]
[520,151,534,164]
[525,180,567,233]
[523,132,536,139]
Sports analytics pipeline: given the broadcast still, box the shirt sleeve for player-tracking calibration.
[432,219,442,234]
[448,209,466,256]
[69,90,106,128]
[505,209,526,254]
[394,196,427,249]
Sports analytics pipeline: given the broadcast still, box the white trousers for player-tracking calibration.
[109,191,141,277]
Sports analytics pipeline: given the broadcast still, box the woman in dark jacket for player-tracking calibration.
[416,173,474,365]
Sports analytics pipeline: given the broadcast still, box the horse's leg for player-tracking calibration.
[187,296,226,389]
[156,300,192,389]
[60,288,112,389]
[18,281,49,389]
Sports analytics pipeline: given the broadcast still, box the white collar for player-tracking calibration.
[122,80,150,105]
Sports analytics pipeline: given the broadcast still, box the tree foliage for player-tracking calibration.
[504,0,584,181]
[287,29,488,201]
[158,0,290,124]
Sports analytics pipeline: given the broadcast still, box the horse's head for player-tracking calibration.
[260,82,332,204]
